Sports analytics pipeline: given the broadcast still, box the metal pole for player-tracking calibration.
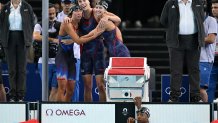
[42,0,49,101]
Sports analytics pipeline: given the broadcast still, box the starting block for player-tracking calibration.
[104,57,150,102]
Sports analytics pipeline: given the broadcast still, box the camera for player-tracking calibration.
[49,42,58,58]
[33,41,42,61]
[33,41,58,59]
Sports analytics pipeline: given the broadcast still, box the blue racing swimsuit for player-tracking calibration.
[103,29,130,57]
[55,35,76,81]
[79,11,105,75]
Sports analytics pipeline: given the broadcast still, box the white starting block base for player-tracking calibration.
[104,57,150,102]
[106,79,149,102]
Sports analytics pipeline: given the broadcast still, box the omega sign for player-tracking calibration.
[46,109,86,116]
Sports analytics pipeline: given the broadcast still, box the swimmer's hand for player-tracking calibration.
[63,16,72,23]
[127,117,136,123]
[98,16,108,29]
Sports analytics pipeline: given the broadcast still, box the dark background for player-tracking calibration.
[0,0,167,27]
[0,0,213,28]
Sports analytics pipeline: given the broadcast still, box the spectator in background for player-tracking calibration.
[160,0,205,102]
[26,12,38,64]
[127,97,150,123]
[57,0,75,22]
[0,1,6,102]
[199,0,217,102]
[89,0,98,8]
[0,0,35,102]
[209,0,218,102]
[49,0,62,15]
[54,1,62,14]
[33,3,60,101]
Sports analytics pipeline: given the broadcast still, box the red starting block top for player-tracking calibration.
[110,57,146,68]
[108,68,145,75]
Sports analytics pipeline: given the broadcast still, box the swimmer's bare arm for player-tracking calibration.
[61,23,99,45]
[104,11,121,26]
[99,15,123,42]
[134,97,142,109]
[116,27,123,42]
[87,20,115,39]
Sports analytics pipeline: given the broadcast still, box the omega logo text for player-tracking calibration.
[46,109,86,117]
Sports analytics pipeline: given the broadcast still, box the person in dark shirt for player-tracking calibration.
[160,0,205,102]
[0,0,6,102]
[0,0,35,102]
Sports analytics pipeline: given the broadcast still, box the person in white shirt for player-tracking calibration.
[33,3,60,101]
[208,0,218,102]
[160,0,205,102]
[199,0,217,102]
[0,0,35,102]
[0,1,6,102]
